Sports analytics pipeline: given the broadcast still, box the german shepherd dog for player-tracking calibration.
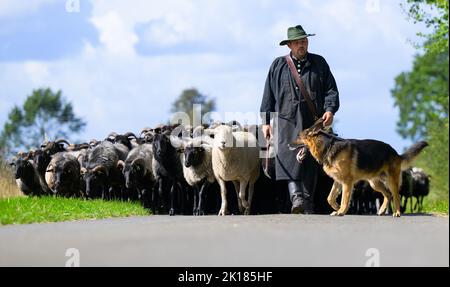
[292,118,428,217]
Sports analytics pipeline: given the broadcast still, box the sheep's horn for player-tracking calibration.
[106,132,118,140]
[55,138,71,146]
[226,120,242,128]
[117,160,125,170]
[131,158,146,171]
[124,132,138,139]
[92,165,108,176]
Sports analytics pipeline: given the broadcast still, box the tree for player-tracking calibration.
[403,0,449,55]
[170,88,216,125]
[0,88,86,156]
[392,0,449,202]
[391,51,449,140]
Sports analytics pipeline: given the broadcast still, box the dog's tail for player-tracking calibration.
[400,141,428,170]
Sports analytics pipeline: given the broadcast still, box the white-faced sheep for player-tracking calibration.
[211,124,260,215]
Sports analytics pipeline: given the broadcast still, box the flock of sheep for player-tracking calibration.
[8,121,431,216]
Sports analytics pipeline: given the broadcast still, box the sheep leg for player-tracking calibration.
[169,183,176,216]
[158,178,167,213]
[197,181,210,216]
[239,180,250,211]
[218,179,229,216]
[151,181,159,214]
[245,181,255,215]
[233,181,244,214]
[193,185,199,216]
[107,186,113,200]
[142,188,152,210]
[413,197,419,212]
[178,182,185,215]
[401,196,407,213]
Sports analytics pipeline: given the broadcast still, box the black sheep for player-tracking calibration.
[152,132,189,215]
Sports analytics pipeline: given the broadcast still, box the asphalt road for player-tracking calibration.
[0,214,448,267]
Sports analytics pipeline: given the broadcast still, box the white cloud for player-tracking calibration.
[23,62,50,85]
[90,11,138,57]
[0,0,422,151]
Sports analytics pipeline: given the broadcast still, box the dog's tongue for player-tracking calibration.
[296,147,307,163]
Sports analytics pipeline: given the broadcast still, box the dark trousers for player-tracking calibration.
[287,151,319,212]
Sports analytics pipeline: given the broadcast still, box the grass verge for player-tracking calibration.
[402,196,449,216]
[0,196,149,225]
[422,198,449,215]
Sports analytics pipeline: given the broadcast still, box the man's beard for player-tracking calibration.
[294,49,307,60]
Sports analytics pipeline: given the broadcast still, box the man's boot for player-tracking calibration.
[288,181,314,214]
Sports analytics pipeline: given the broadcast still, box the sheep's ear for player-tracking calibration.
[45,164,54,173]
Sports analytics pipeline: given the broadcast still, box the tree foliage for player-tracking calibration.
[392,51,449,140]
[0,88,86,156]
[415,118,449,199]
[170,88,216,125]
[403,0,449,55]
[393,0,449,199]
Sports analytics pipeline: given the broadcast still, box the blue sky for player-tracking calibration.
[0,0,426,152]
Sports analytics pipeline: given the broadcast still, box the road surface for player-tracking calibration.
[0,214,448,267]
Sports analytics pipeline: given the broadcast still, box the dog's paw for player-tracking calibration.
[330,210,345,216]
[392,211,401,218]
[377,209,388,216]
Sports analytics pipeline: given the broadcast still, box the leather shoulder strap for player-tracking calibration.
[285,55,319,120]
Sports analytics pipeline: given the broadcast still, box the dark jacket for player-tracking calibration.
[260,52,339,180]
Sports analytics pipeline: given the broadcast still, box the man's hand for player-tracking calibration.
[262,124,272,140]
[322,111,334,127]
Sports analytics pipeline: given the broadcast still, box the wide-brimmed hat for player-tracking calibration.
[279,25,315,46]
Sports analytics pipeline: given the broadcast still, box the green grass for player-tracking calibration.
[422,198,449,215]
[402,196,449,215]
[0,196,150,225]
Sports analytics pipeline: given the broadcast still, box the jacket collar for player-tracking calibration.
[290,52,311,68]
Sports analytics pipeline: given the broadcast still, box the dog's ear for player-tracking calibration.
[307,118,324,134]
